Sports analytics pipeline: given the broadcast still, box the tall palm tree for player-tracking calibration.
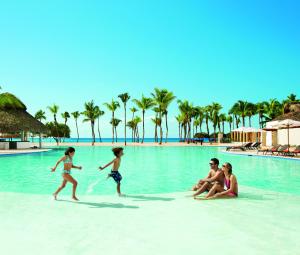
[152,88,175,144]
[177,100,193,143]
[204,105,212,138]
[34,110,46,148]
[110,118,122,142]
[265,99,282,121]
[132,96,155,143]
[234,100,249,127]
[210,102,222,139]
[82,100,98,145]
[218,113,227,133]
[133,116,142,142]
[161,91,176,143]
[118,93,130,146]
[104,99,120,143]
[61,111,70,142]
[151,117,161,142]
[226,115,233,133]
[95,107,105,142]
[245,103,256,127]
[130,107,138,142]
[256,102,267,128]
[71,111,80,142]
[47,104,59,145]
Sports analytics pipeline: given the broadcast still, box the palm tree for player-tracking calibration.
[82,100,98,145]
[130,107,138,142]
[47,104,59,145]
[132,96,155,143]
[203,105,212,138]
[210,102,222,139]
[245,103,256,127]
[177,100,193,142]
[61,111,70,142]
[218,113,227,133]
[265,99,282,121]
[95,107,105,142]
[118,93,130,146]
[104,99,120,143]
[161,91,176,143]
[234,100,249,127]
[133,116,142,141]
[175,114,184,140]
[226,115,233,133]
[256,102,267,128]
[151,117,161,142]
[34,110,46,148]
[110,118,122,142]
[71,111,80,142]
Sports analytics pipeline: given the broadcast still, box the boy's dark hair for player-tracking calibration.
[211,158,219,165]
[65,147,75,156]
[112,147,123,157]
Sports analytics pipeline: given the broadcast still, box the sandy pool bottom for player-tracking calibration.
[1,187,299,255]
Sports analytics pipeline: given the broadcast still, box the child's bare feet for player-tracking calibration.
[53,193,57,200]
[72,196,79,201]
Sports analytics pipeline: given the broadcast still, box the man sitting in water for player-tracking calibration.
[192,158,224,198]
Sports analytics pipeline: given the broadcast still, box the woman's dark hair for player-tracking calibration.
[65,147,75,156]
[225,162,233,174]
[112,147,123,157]
[211,158,219,165]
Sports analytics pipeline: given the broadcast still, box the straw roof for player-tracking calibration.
[0,93,47,133]
[273,111,300,122]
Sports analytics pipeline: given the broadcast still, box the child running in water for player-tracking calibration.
[99,147,124,196]
[51,147,82,201]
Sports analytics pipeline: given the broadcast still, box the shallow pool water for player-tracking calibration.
[1,146,300,196]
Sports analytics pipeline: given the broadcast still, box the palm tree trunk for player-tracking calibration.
[206,119,210,137]
[159,111,163,145]
[91,121,95,146]
[165,112,169,143]
[124,104,127,146]
[97,118,102,142]
[75,119,79,142]
[115,126,118,142]
[249,116,252,127]
[112,112,115,143]
[142,110,145,143]
[54,115,59,146]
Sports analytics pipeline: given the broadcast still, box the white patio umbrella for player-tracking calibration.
[274,119,300,151]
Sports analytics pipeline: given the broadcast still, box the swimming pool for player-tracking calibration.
[1,146,300,196]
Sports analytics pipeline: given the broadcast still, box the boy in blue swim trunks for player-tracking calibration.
[99,147,124,196]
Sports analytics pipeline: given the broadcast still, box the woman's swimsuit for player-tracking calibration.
[225,176,238,197]
[108,170,122,184]
[62,156,72,175]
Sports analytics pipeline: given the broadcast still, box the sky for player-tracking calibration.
[0,0,299,138]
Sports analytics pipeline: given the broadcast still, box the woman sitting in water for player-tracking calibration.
[51,147,82,201]
[205,162,238,199]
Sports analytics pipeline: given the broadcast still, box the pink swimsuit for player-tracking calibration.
[225,177,238,197]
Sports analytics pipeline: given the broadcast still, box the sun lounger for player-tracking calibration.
[258,145,281,155]
[283,145,300,157]
[273,145,289,155]
[226,142,252,151]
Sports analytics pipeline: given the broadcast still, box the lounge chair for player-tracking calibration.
[226,142,252,151]
[258,145,281,155]
[248,142,261,150]
[273,145,289,156]
[283,145,300,157]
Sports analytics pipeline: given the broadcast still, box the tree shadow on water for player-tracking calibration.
[57,199,139,209]
[125,195,175,202]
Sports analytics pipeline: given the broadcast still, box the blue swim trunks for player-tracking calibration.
[109,171,122,184]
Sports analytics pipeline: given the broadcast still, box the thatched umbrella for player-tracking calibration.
[0,93,47,140]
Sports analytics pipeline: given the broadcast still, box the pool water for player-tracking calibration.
[1,146,300,196]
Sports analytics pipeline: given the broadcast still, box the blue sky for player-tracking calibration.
[0,0,299,137]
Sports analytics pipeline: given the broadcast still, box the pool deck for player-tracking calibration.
[1,187,300,255]
[223,149,300,161]
[0,148,51,156]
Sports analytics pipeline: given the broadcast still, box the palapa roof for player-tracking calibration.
[0,93,47,133]
[273,111,300,122]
